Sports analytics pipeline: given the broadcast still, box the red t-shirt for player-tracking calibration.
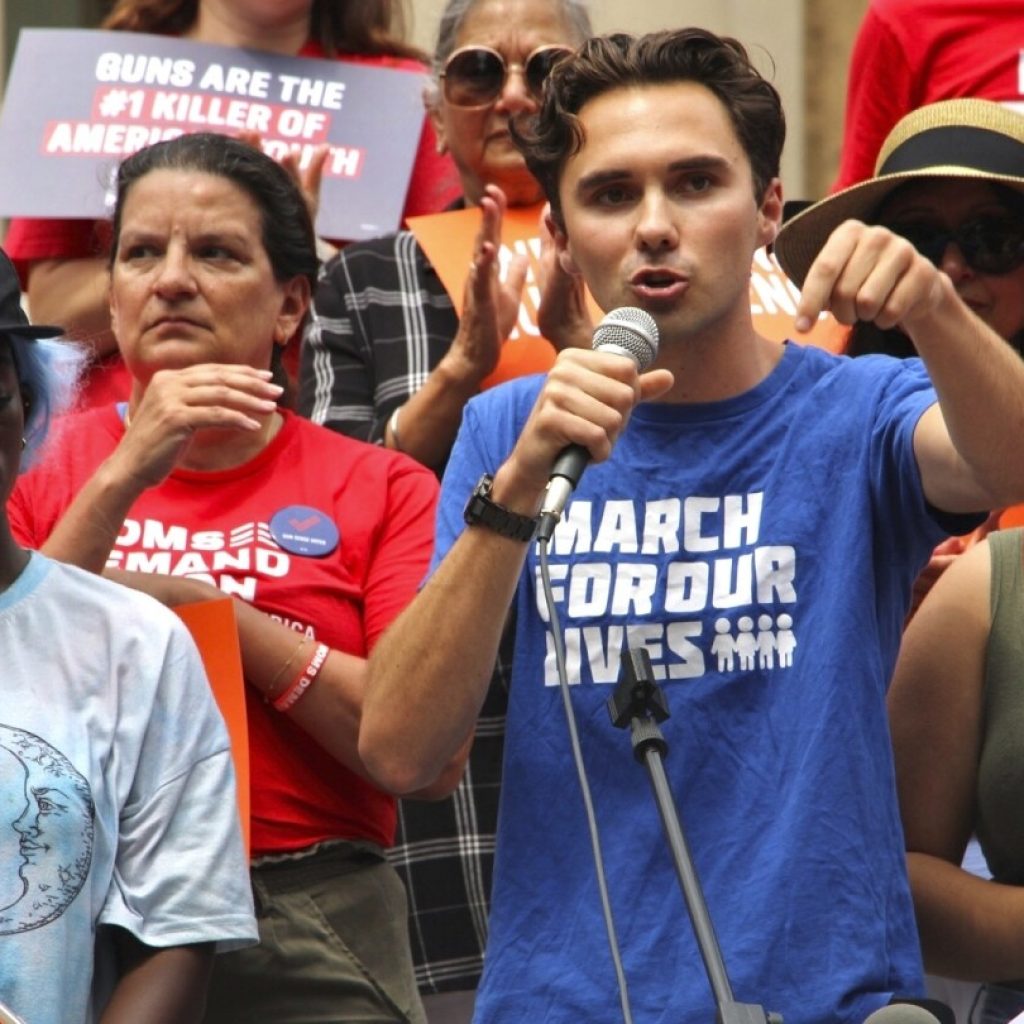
[834,0,1024,190]
[9,406,440,856]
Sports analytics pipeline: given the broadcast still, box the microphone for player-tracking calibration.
[536,307,659,542]
[862,1004,944,1024]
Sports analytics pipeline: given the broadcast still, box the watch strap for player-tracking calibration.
[464,474,538,542]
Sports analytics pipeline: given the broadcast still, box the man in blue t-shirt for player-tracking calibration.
[359,27,1024,1024]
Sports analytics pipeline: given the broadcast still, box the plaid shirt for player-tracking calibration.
[299,229,461,446]
[298,229,507,994]
[390,625,512,994]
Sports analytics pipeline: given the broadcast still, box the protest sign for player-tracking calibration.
[0,29,428,240]
[176,597,250,854]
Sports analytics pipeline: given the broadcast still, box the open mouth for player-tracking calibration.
[630,268,688,300]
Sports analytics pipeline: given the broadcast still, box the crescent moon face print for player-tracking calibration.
[0,726,94,934]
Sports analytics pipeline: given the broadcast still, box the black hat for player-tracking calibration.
[775,98,1024,288]
[0,248,63,339]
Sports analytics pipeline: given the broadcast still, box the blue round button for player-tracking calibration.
[269,505,340,558]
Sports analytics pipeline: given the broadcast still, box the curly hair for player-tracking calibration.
[513,27,785,228]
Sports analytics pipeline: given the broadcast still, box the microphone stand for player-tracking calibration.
[607,648,783,1024]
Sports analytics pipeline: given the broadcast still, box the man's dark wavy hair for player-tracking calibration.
[513,27,785,229]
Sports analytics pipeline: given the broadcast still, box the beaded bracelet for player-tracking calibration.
[273,643,330,713]
[265,636,311,703]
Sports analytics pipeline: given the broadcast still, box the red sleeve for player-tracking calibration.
[8,423,72,549]
[832,4,917,192]
[362,456,439,649]
[401,117,462,220]
[8,407,119,548]
[3,217,112,288]
[3,218,111,288]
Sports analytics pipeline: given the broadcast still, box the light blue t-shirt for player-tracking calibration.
[0,554,255,1023]
[433,343,973,1024]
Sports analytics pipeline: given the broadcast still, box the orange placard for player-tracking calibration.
[999,503,1024,529]
[751,248,846,351]
[408,205,846,365]
[409,204,563,389]
[175,597,250,856]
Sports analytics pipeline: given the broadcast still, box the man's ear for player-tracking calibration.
[545,207,580,276]
[756,177,784,249]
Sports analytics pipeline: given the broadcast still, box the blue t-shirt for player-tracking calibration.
[433,343,973,1024]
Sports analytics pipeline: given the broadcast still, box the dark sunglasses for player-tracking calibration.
[889,215,1024,275]
[441,44,573,108]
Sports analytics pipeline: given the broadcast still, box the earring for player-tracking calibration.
[20,438,26,450]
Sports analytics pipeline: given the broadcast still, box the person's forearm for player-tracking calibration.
[385,350,484,469]
[234,596,462,795]
[361,468,539,793]
[908,852,1024,980]
[41,458,143,573]
[232,596,369,776]
[28,257,118,356]
[101,568,453,793]
[99,938,213,1024]
[365,349,673,792]
[909,282,1024,510]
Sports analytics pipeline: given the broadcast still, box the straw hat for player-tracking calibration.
[774,98,1024,288]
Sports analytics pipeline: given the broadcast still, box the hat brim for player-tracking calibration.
[0,321,64,340]
[774,167,1024,288]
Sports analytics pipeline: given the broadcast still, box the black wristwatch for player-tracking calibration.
[463,474,539,542]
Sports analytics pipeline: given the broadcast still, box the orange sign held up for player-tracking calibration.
[408,204,846,385]
[175,597,250,856]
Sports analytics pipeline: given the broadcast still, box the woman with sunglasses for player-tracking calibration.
[777,100,1024,362]
[299,0,592,471]
[845,184,1024,360]
[777,98,1024,1024]
[779,99,1024,601]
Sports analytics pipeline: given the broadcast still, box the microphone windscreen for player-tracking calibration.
[592,307,659,370]
[862,1004,943,1024]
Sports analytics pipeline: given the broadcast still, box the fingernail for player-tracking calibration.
[794,316,812,332]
